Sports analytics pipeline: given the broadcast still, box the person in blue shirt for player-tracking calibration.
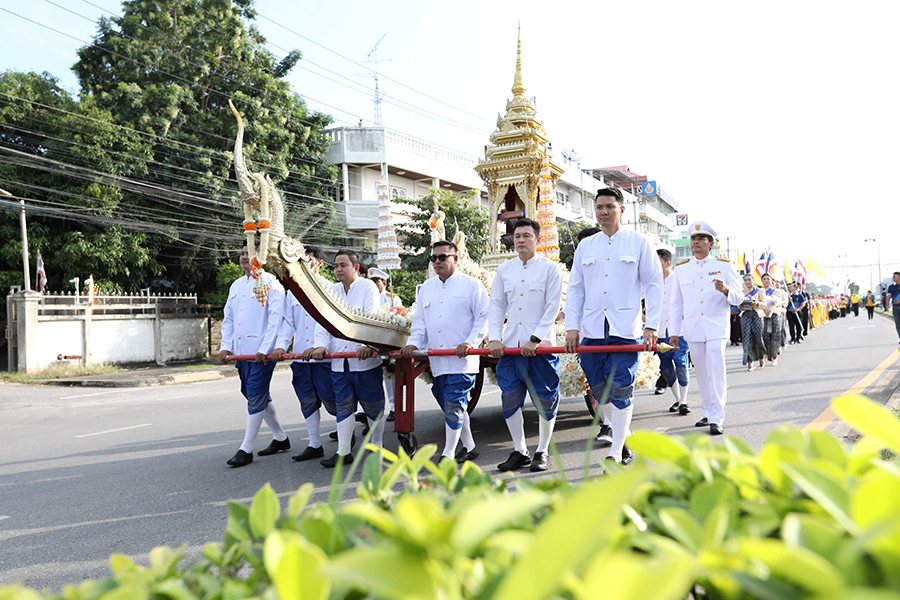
[886,272,900,343]
[786,282,807,344]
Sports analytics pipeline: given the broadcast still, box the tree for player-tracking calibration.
[557,221,596,270]
[71,0,339,293]
[0,71,162,293]
[848,282,859,295]
[394,189,489,271]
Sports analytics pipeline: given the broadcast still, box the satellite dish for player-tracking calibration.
[561,149,581,162]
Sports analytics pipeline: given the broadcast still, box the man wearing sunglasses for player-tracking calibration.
[400,241,489,463]
[564,188,663,465]
[488,219,564,472]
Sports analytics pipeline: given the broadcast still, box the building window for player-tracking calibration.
[391,186,407,200]
[556,191,569,204]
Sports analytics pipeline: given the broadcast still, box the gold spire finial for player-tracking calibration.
[512,22,526,99]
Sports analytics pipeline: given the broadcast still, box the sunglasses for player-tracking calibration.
[429,253,457,263]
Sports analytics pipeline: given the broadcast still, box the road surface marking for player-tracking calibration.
[59,390,130,400]
[0,516,9,521]
[804,350,900,431]
[74,423,152,438]
[654,427,670,433]
[155,393,202,401]
[848,325,876,330]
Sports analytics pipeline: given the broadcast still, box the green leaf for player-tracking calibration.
[580,552,696,600]
[225,501,251,545]
[737,538,845,597]
[760,444,800,493]
[702,504,732,547]
[360,450,383,494]
[109,554,136,575]
[781,463,857,534]
[832,394,900,455]
[392,494,451,545]
[249,483,280,540]
[723,435,755,456]
[450,490,550,555]
[851,471,900,530]
[689,480,737,521]
[658,508,703,552]
[806,431,847,468]
[493,468,645,600]
[340,502,400,536]
[627,431,690,466]
[322,546,438,600]
[152,579,198,600]
[265,531,330,600]
[287,483,314,522]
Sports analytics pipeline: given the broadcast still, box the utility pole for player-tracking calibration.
[361,35,391,128]
[1,187,30,291]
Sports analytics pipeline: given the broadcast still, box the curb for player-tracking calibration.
[826,350,900,444]
[42,362,292,388]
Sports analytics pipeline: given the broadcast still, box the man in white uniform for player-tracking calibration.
[218,245,289,468]
[657,248,691,415]
[369,267,402,421]
[400,240,489,463]
[272,246,334,462]
[668,222,743,435]
[488,219,564,472]
[564,188,663,464]
[304,249,384,467]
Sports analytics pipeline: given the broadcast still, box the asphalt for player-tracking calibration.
[41,360,292,388]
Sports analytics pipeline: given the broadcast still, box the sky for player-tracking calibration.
[1,0,898,291]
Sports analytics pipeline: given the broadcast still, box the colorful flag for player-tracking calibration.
[766,250,778,276]
[793,259,807,288]
[744,253,752,276]
[754,252,767,285]
[784,256,792,284]
[806,252,826,276]
[36,252,47,293]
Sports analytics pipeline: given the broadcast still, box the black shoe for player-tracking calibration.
[355,412,367,425]
[328,431,356,448]
[386,410,395,422]
[455,446,480,464]
[709,423,724,436]
[669,401,680,413]
[227,449,253,467]
[320,453,353,468]
[257,437,291,456]
[498,451,531,471]
[655,387,666,395]
[621,445,635,465]
[362,425,370,436]
[695,417,709,427]
[329,430,338,441]
[679,404,691,416]
[595,424,613,447]
[292,446,324,461]
[530,451,550,471]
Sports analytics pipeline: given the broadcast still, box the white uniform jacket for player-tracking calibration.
[564,227,663,340]
[314,278,382,372]
[658,274,676,337]
[488,254,563,347]
[669,256,743,342]
[406,272,489,377]
[276,293,329,364]
[380,291,403,308]
[220,272,285,356]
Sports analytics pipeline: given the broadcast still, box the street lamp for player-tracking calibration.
[863,238,882,298]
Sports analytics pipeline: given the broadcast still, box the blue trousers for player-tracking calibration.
[580,321,639,409]
[290,362,335,418]
[496,354,560,420]
[236,361,277,415]
[331,364,384,423]
[658,336,689,387]
[431,373,477,430]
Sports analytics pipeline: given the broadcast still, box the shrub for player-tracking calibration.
[4,394,900,600]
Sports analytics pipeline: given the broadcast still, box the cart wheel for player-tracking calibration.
[467,367,486,414]
[584,387,598,418]
[398,432,418,457]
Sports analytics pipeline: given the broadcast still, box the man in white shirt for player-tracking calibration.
[218,245,290,468]
[272,246,334,462]
[488,219,564,472]
[369,267,402,421]
[304,249,384,467]
[564,188,663,465]
[656,248,691,416]
[668,222,743,435]
[400,240,489,463]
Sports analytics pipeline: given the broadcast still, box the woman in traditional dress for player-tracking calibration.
[740,274,767,371]
[760,273,788,366]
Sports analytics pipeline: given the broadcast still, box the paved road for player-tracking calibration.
[1,313,898,590]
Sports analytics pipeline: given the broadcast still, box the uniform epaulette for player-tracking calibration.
[676,258,690,266]
[716,256,730,262]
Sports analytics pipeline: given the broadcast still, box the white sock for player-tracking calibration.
[384,379,395,412]
[336,417,355,455]
[669,381,681,403]
[460,411,475,450]
[305,409,322,448]
[679,381,690,405]
[505,408,528,455]
[608,403,634,462]
[442,422,463,459]
[262,403,287,441]
[601,403,613,427]
[239,411,265,453]
[368,415,385,448]
[537,415,556,454]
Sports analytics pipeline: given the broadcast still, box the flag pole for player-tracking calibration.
[1,188,31,291]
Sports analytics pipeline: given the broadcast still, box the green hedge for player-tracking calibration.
[4,394,900,600]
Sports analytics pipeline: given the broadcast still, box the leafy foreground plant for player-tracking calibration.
[4,394,900,600]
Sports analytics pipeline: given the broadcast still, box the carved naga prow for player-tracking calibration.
[229,100,411,349]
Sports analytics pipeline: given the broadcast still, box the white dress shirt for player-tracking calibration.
[220,272,285,356]
[564,227,663,340]
[380,291,403,308]
[669,255,743,342]
[276,293,329,364]
[313,278,382,372]
[489,254,563,346]
[406,272,489,376]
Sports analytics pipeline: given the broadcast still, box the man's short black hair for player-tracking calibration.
[576,226,601,242]
[596,187,624,204]
[894,271,900,277]
[335,248,360,266]
[432,240,458,253]
[690,233,714,243]
[657,248,673,263]
[305,245,324,261]
[513,218,540,237]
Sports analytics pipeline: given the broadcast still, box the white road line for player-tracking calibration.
[74,423,152,438]
[59,390,130,400]
[654,427,670,433]
[155,393,202,401]
[0,516,10,521]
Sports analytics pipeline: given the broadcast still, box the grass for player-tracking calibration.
[0,363,122,384]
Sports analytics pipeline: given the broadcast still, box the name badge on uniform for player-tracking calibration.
[709,271,721,276]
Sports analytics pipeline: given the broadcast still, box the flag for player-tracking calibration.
[784,256,792,284]
[36,251,47,293]
[793,259,807,288]
[766,250,778,276]
[744,253,752,276]
[754,252,766,285]
[806,252,826,276]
